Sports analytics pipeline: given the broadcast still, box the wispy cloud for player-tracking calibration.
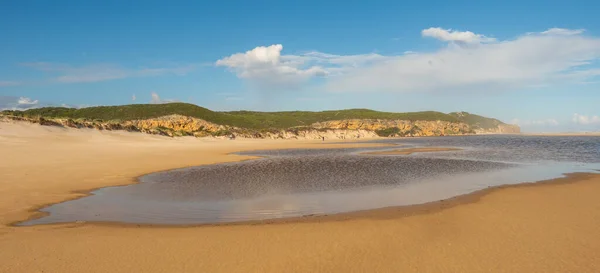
[0,81,20,87]
[21,62,196,83]
[540,28,585,36]
[511,118,559,126]
[324,28,600,93]
[217,27,600,93]
[572,113,600,125]
[421,27,497,44]
[224,96,243,101]
[150,92,177,104]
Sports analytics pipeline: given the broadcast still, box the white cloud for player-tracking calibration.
[0,96,94,111]
[572,113,600,125]
[541,28,585,36]
[17,97,39,105]
[421,27,497,44]
[21,63,196,83]
[0,81,20,87]
[150,92,176,104]
[324,28,600,93]
[215,44,331,87]
[217,28,600,93]
[151,92,162,104]
[511,118,559,126]
[132,94,136,101]
[0,96,40,110]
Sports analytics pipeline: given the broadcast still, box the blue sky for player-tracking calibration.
[1,0,599,132]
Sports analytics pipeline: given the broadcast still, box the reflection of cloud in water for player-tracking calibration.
[220,194,324,220]
[18,136,600,226]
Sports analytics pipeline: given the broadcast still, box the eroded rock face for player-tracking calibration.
[124,115,226,132]
[242,129,378,140]
[0,114,519,139]
[312,119,473,137]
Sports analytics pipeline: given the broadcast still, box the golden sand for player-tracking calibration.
[1,122,599,273]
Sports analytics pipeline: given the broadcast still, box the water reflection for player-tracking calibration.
[19,136,600,226]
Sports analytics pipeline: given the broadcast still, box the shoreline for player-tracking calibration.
[3,122,597,228]
[9,138,398,228]
[7,128,592,228]
[3,121,600,272]
[16,172,599,229]
[0,121,390,226]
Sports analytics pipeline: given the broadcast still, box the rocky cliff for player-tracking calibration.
[0,113,519,139]
[312,119,472,137]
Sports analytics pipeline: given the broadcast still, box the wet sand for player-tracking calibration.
[362,147,462,155]
[1,122,600,272]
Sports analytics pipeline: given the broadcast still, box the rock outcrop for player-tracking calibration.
[312,119,472,137]
[125,115,227,133]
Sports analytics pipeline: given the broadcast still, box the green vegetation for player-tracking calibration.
[449,111,504,130]
[1,103,507,130]
[374,127,401,137]
[211,129,233,137]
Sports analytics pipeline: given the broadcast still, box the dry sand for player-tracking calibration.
[1,122,599,273]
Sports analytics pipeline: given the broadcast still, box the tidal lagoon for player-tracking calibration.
[21,135,600,226]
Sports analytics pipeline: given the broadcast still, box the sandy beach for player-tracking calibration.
[1,122,600,273]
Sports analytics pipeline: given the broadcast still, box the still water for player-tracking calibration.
[20,135,600,226]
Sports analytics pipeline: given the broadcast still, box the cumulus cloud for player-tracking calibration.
[150,92,176,104]
[132,94,136,101]
[218,27,600,93]
[0,96,40,110]
[421,27,497,44]
[216,44,389,88]
[215,44,330,87]
[21,62,196,83]
[572,113,600,125]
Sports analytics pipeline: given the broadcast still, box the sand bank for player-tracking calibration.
[1,122,599,272]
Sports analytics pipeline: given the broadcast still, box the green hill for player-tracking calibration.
[2,103,506,130]
[449,111,506,130]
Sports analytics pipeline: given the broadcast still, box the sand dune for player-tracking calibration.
[1,122,599,273]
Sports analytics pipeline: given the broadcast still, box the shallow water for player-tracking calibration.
[20,135,600,226]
